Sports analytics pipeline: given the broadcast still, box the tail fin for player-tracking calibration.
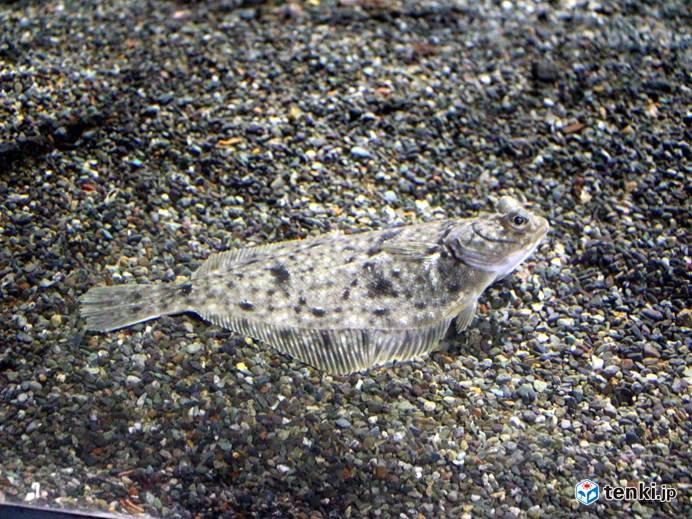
[79,283,184,332]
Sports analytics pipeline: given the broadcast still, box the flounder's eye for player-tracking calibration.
[512,215,528,227]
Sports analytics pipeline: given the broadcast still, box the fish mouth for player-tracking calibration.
[536,216,550,237]
[471,221,519,244]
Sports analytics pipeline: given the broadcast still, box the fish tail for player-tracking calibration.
[79,282,186,332]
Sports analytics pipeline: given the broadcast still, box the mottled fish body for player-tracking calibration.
[80,197,548,373]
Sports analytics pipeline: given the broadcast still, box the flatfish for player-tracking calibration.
[80,196,549,374]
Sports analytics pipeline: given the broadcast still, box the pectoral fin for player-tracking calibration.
[455,301,477,334]
[381,241,439,261]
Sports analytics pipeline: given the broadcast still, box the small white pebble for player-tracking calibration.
[557,317,575,328]
[591,356,604,370]
[422,400,436,412]
[533,380,548,393]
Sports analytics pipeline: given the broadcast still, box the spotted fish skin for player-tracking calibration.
[80,197,549,374]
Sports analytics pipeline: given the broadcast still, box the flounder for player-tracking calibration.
[80,196,548,374]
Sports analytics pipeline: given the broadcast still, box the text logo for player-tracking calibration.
[575,479,600,505]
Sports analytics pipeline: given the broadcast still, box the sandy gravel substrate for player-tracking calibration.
[0,0,689,517]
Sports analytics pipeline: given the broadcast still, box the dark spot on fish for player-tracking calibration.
[179,282,193,296]
[280,329,292,340]
[414,301,427,309]
[404,289,412,299]
[350,279,359,287]
[344,255,357,264]
[243,258,260,266]
[334,307,343,313]
[415,274,426,284]
[298,296,307,305]
[380,229,402,242]
[362,261,375,271]
[342,289,350,300]
[132,290,142,301]
[288,254,296,261]
[439,222,455,241]
[226,280,235,289]
[320,330,333,348]
[344,245,356,252]
[307,241,321,249]
[391,269,401,278]
[250,286,259,293]
[238,301,255,311]
[266,289,276,296]
[267,305,275,312]
[311,307,326,317]
[236,273,245,279]
[294,306,302,314]
[447,281,462,293]
[373,307,389,316]
[365,229,402,257]
[130,304,144,315]
[268,263,291,284]
[367,271,398,298]
[325,280,335,288]
[436,256,457,282]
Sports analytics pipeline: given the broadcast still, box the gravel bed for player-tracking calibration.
[0,0,689,517]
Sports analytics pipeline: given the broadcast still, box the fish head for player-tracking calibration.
[445,196,549,278]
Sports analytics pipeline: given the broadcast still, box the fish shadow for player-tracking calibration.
[438,314,512,362]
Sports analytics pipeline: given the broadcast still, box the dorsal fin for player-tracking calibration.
[381,241,440,261]
[192,240,297,278]
[192,232,345,278]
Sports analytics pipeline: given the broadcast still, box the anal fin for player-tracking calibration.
[199,311,452,375]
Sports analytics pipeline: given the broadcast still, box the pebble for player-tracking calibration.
[185,342,203,355]
[603,365,620,378]
[383,190,398,203]
[533,380,548,393]
[677,309,692,327]
[350,146,371,159]
[516,384,536,403]
[642,308,664,321]
[0,1,687,518]
[556,317,574,329]
[531,60,560,82]
[398,401,415,412]
[335,418,352,429]
[422,400,436,413]
[125,375,141,388]
[591,356,604,370]
[642,344,660,358]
